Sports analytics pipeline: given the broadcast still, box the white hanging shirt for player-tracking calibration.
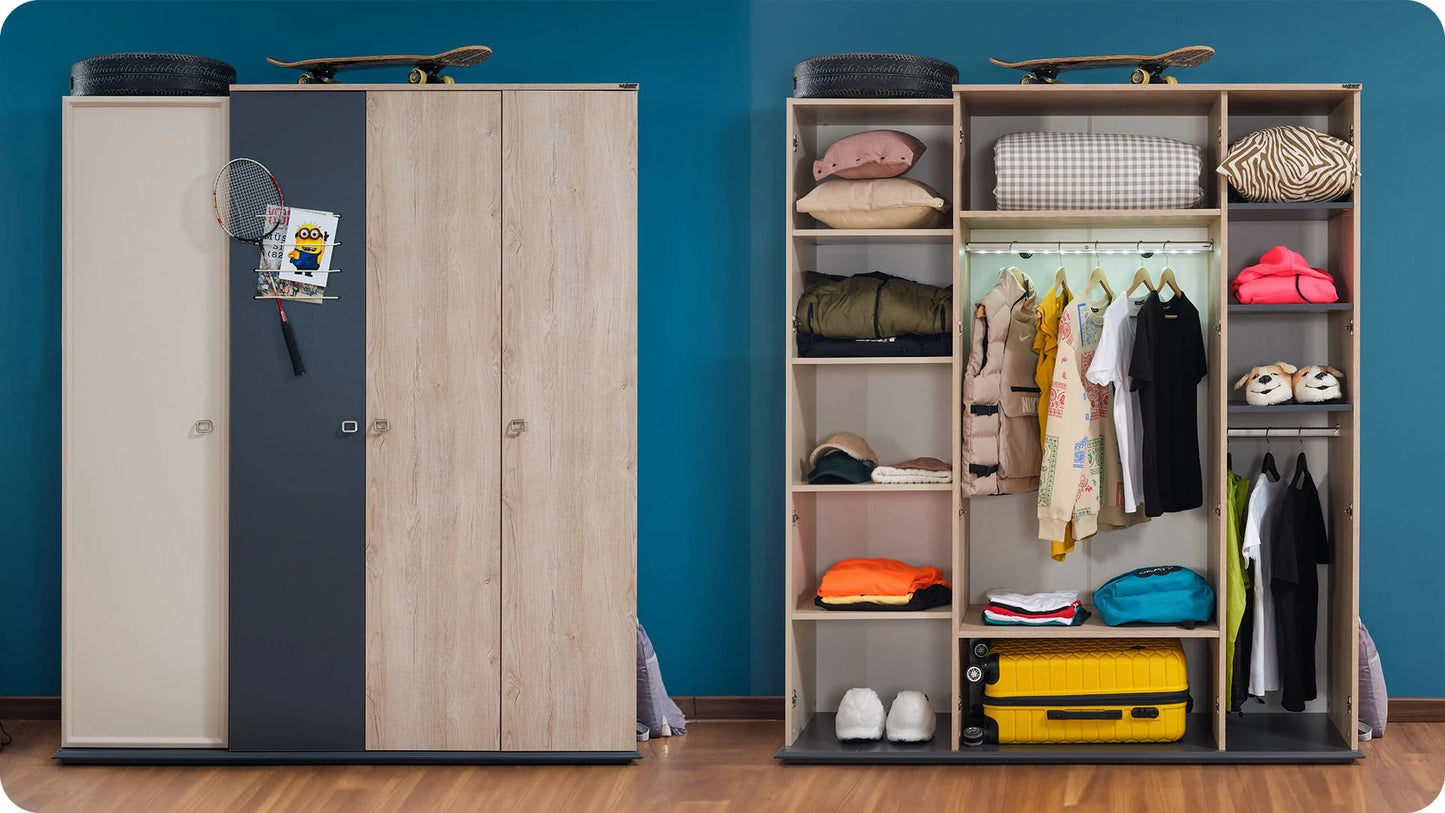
[1242,470,1286,696]
[1085,295,1147,513]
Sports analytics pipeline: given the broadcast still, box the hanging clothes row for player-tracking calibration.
[1229,444,1332,713]
[960,260,1209,562]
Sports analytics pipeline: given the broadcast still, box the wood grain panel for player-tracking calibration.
[500,90,637,752]
[366,91,502,751]
[62,98,228,747]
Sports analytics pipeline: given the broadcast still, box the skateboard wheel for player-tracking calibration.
[1164,75,1178,84]
[408,67,426,85]
[1131,68,1149,85]
[298,74,315,84]
[441,75,455,85]
[1021,74,1038,85]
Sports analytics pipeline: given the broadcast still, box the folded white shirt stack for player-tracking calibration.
[870,456,953,484]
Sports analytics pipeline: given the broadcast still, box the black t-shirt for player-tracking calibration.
[1128,292,1208,516]
[1271,452,1331,712]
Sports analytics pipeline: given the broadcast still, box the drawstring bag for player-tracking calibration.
[636,623,687,740]
[1093,566,1215,628]
[1358,621,1388,739]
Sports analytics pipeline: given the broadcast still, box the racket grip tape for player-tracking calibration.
[278,308,305,376]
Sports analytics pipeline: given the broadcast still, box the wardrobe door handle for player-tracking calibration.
[507,419,528,435]
[194,419,214,434]
[372,419,390,433]
[340,420,359,434]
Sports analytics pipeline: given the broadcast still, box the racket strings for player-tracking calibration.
[215,160,283,242]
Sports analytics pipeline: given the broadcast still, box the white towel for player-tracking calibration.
[984,588,1081,613]
[870,466,953,484]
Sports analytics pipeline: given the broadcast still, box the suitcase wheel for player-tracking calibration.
[972,641,991,660]
[966,664,984,684]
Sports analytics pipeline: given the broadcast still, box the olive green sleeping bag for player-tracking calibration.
[795,271,952,339]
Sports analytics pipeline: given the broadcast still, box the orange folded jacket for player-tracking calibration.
[816,557,951,599]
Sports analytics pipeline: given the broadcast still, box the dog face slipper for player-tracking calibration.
[1292,364,1344,403]
[1234,362,1297,406]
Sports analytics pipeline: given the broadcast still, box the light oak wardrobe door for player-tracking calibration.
[500,90,637,752]
[366,91,503,751]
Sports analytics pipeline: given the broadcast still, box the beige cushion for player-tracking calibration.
[796,178,947,229]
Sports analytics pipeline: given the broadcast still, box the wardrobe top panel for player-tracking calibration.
[230,83,638,92]
[954,83,1356,116]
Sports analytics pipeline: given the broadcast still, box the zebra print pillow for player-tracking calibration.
[1217,125,1357,203]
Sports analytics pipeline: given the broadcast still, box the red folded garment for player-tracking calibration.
[1231,246,1339,305]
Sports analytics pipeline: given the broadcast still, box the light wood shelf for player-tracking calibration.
[791,482,953,493]
[958,606,1220,639]
[960,209,1221,228]
[792,228,953,244]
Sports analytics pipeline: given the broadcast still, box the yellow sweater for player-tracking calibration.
[1033,285,1073,560]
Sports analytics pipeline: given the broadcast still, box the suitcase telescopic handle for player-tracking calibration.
[1047,709,1124,721]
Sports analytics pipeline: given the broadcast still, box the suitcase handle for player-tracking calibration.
[1047,709,1123,721]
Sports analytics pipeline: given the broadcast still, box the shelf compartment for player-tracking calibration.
[793,482,953,493]
[1227,201,1353,222]
[792,356,953,366]
[792,228,954,244]
[959,209,1220,228]
[1224,713,1360,759]
[958,605,1219,639]
[1227,402,1351,414]
[1228,303,1351,314]
[793,597,952,622]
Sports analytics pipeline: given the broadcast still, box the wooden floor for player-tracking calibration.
[2,720,1443,812]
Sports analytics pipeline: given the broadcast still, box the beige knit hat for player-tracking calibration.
[808,432,879,467]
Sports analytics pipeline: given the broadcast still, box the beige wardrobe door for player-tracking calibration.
[499,90,637,752]
[62,98,228,747]
[365,91,503,751]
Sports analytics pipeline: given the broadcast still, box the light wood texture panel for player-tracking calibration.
[791,357,951,366]
[62,98,229,747]
[365,91,503,751]
[959,209,1221,228]
[5,719,1439,812]
[792,601,952,621]
[232,83,635,92]
[950,98,967,751]
[1326,92,1362,749]
[792,482,953,493]
[500,90,637,752]
[1209,91,1229,751]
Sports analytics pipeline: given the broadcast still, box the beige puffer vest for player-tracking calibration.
[962,269,1042,497]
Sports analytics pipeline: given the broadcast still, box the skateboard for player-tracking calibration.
[267,45,493,85]
[989,46,1214,85]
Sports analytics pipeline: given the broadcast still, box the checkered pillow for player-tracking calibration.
[993,132,1205,210]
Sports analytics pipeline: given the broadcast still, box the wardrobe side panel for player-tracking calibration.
[365,91,503,751]
[500,90,638,752]
[228,91,367,751]
[62,99,229,747]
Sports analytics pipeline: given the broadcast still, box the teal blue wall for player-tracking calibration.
[3,0,1442,699]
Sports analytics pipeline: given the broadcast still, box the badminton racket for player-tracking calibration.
[212,158,305,376]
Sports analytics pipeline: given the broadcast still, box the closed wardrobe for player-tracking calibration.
[226,86,638,758]
[61,85,638,763]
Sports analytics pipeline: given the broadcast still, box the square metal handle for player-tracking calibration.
[340,420,360,434]
[194,419,214,434]
[507,419,528,435]
[372,419,391,433]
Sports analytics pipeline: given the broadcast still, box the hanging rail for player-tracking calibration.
[1227,425,1340,439]
[963,241,1213,256]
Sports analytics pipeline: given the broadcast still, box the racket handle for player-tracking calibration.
[276,303,306,376]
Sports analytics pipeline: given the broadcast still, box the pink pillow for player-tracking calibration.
[813,130,926,181]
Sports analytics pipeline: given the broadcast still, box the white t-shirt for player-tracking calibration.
[1242,470,1285,696]
[1085,295,1146,513]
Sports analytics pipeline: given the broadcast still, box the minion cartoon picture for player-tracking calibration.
[287,223,329,271]
[259,205,341,303]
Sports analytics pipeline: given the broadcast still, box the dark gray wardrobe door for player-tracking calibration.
[228,91,366,752]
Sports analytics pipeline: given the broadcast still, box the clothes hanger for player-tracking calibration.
[1157,240,1184,311]
[1126,241,1156,298]
[1084,243,1115,300]
[1261,428,1280,480]
[1004,242,1030,289]
[1052,241,1071,301]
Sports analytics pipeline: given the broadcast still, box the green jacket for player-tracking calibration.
[1225,468,1252,710]
[796,271,952,339]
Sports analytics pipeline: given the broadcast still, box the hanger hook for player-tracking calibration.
[1057,241,1064,267]
[1163,240,1172,267]
[1091,241,1099,268]
[1265,427,1271,446]
[1009,240,1017,260]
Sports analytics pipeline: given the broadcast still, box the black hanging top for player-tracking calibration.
[1269,451,1331,712]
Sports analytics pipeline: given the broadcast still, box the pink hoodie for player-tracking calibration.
[1231,246,1340,305]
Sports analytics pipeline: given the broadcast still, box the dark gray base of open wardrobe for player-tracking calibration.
[776,714,1362,765]
[53,748,641,766]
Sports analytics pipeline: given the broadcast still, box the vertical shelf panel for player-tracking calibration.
[950,93,966,752]
[1209,90,1230,752]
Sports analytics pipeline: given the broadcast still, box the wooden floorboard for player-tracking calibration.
[2,720,1442,812]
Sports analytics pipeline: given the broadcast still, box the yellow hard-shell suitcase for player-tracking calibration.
[968,638,1190,744]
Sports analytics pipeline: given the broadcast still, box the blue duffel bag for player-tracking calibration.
[1093,565,1215,628]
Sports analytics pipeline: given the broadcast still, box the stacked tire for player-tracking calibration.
[70,53,235,97]
[793,53,959,99]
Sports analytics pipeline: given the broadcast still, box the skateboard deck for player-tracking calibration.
[990,46,1214,85]
[267,45,492,84]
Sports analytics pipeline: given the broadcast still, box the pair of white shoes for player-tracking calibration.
[835,688,935,743]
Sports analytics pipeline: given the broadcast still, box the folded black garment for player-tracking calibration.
[814,584,952,611]
[797,332,951,358]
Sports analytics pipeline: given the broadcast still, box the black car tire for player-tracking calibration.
[794,53,958,99]
[71,53,235,96]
